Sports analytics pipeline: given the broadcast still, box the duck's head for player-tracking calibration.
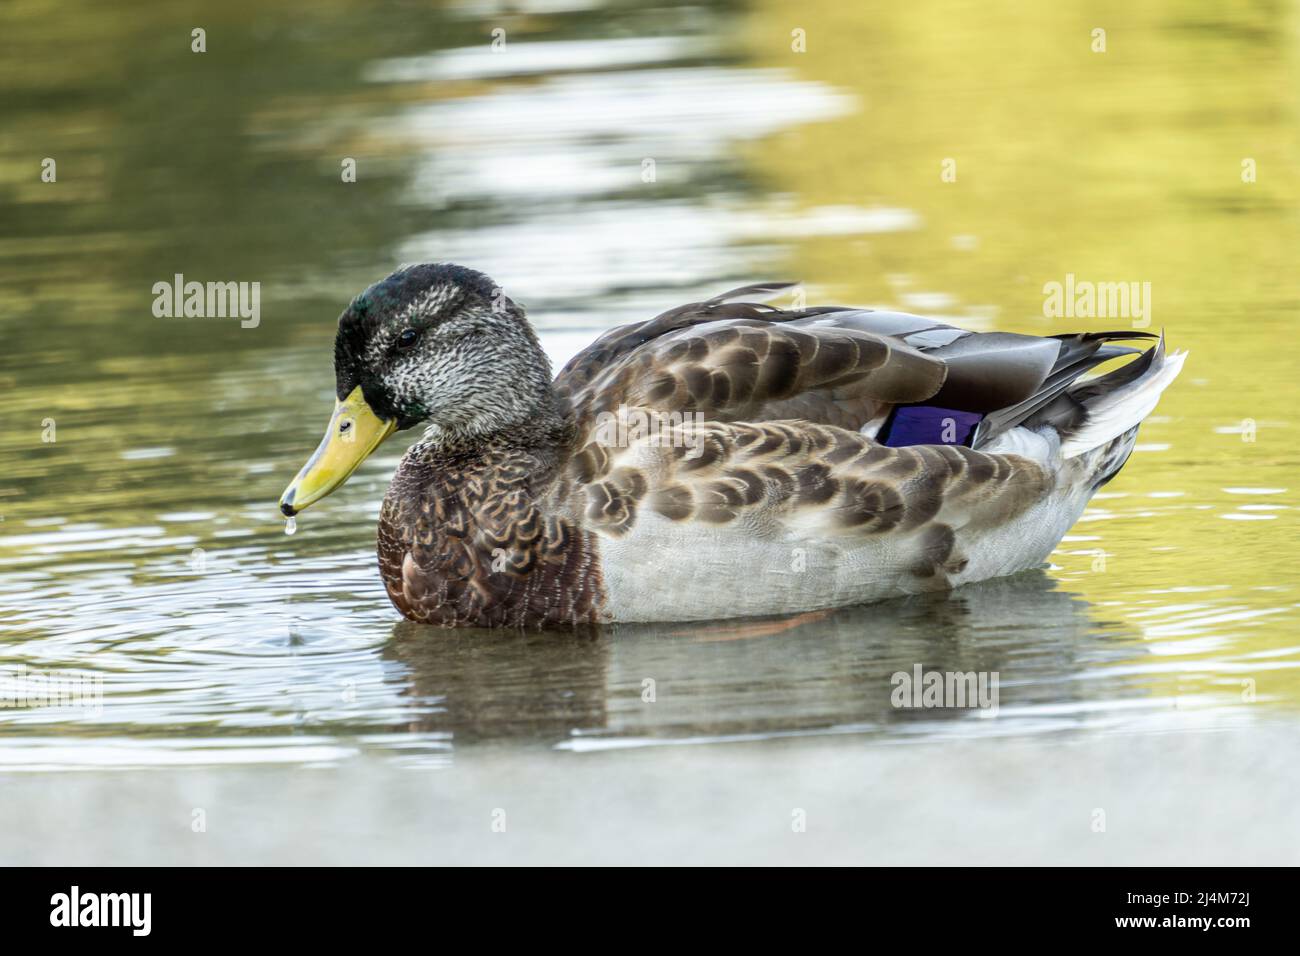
[279,263,554,517]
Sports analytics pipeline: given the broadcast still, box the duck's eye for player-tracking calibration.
[397,328,419,349]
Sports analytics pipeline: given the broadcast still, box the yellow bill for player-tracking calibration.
[279,385,397,516]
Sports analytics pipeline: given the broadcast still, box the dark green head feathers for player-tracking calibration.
[331,263,559,442]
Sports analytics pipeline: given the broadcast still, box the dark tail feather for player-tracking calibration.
[971,331,1157,447]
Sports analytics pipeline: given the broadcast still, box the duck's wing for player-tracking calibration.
[554,283,805,400]
[554,285,947,434]
[555,284,1155,444]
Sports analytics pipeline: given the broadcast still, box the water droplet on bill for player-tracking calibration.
[284,516,297,536]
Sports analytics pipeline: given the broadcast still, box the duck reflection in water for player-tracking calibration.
[383,570,1141,747]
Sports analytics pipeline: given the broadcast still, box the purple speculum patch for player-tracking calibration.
[878,405,984,448]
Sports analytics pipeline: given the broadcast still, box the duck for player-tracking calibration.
[279,263,1185,627]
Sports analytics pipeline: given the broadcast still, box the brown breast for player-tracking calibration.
[376,441,608,628]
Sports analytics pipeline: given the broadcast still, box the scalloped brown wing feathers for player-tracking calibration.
[555,289,947,433]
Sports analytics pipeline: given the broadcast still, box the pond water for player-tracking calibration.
[0,0,1297,860]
